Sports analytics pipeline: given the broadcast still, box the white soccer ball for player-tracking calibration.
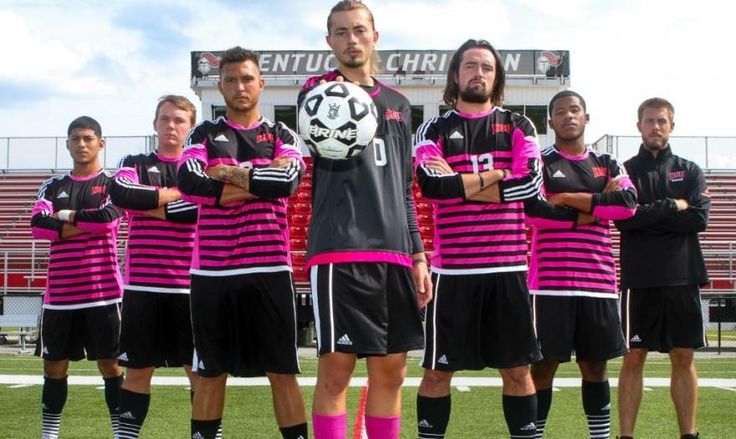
[298,81,378,160]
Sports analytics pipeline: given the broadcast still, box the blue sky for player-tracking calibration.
[0,0,733,144]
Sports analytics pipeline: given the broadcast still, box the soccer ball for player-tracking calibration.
[298,81,378,160]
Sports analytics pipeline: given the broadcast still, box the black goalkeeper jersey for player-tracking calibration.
[298,70,423,268]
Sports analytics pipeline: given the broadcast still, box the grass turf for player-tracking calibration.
[1,354,734,438]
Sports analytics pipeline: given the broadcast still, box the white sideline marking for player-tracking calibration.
[2,375,736,387]
[717,387,736,392]
[455,386,470,392]
[8,384,32,388]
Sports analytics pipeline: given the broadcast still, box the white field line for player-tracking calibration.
[2,375,736,388]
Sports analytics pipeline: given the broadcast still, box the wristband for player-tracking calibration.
[57,210,72,222]
[501,169,509,179]
[478,173,486,190]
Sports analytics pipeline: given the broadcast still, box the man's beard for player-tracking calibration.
[460,85,492,104]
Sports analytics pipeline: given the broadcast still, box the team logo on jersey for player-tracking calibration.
[214,134,229,142]
[256,132,275,144]
[552,170,566,178]
[91,185,105,195]
[385,108,403,121]
[449,131,464,140]
[336,334,352,345]
[670,170,686,182]
[492,123,512,134]
[57,191,69,199]
[592,166,608,178]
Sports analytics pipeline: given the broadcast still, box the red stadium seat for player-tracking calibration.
[290,238,307,251]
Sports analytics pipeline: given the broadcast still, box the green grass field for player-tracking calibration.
[1,354,735,438]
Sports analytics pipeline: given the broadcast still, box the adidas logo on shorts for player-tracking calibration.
[601,403,611,411]
[118,352,129,362]
[437,355,448,365]
[630,334,642,343]
[418,419,433,428]
[192,433,205,439]
[336,334,352,346]
[521,422,537,431]
[119,411,135,420]
[198,360,205,371]
[42,346,49,355]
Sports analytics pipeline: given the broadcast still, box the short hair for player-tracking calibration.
[219,46,260,72]
[154,95,197,125]
[443,39,506,108]
[67,116,102,138]
[548,90,587,114]
[638,97,675,122]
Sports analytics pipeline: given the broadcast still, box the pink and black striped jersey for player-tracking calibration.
[525,146,637,298]
[30,170,124,309]
[414,108,542,274]
[111,152,197,294]
[177,116,304,276]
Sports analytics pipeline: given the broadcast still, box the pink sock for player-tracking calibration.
[365,415,401,439]
[313,413,347,439]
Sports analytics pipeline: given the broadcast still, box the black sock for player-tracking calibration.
[280,422,308,439]
[42,376,68,438]
[117,388,150,439]
[582,380,611,439]
[535,388,552,438]
[417,394,451,438]
[502,394,538,438]
[681,434,699,439]
[192,419,221,439]
[103,374,124,434]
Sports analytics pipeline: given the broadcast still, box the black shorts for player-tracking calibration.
[190,272,300,378]
[422,271,541,371]
[118,290,194,369]
[621,285,706,353]
[38,303,121,361]
[310,263,424,356]
[532,295,626,363]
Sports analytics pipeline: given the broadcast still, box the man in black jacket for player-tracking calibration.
[615,97,710,439]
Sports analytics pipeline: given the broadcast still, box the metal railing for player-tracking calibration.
[0,136,156,171]
[591,135,736,170]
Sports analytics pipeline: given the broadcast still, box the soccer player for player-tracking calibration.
[31,116,125,438]
[414,39,541,439]
[524,90,637,438]
[616,98,710,439]
[109,95,198,438]
[177,46,308,439]
[298,1,431,438]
